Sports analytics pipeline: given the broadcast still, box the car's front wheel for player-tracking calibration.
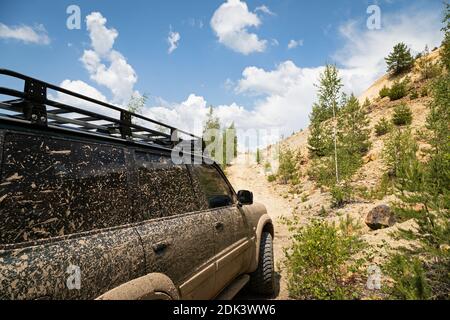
[249,231,275,295]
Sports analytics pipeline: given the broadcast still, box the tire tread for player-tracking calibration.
[249,231,275,295]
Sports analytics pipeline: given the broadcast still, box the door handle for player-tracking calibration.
[215,222,224,231]
[152,241,169,254]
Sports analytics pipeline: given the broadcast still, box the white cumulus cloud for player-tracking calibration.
[122,8,445,146]
[80,12,137,105]
[167,30,180,54]
[210,0,267,55]
[48,7,444,150]
[48,79,122,121]
[254,5,275,16]
[236,61,324,133]
[333,8,443,94]
[0,23,50,45]
[232,6,443,139]
[287,39,303,49]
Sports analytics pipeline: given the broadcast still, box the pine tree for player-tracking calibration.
[256,148,261,164]
[127,93,147,114]
[362,97,371,112]
[392,103,413,126]
[416,46,442,80]
[229,122,238,158]
[222,128,228,168]
[278,148,297,184]
[374,117,392,136]
[308,72,371,205]
[382,128,418,179]
[222,122,237,167]
[384,60,450,299]
[308,64,343,160]
[319,94,372,188]
[441,2,450,71]
[203,106,221,162]
[385,43,414,75]
[316,65,343,117]
[338,94,371,156]
[425,74,450,196]
[127,94,148,125]
[308,103,333,157]
[203,106,220,133]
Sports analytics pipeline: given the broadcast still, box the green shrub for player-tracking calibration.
[442,2,450,71]
[382,128,418,178]
[410,90,419,100]
[338,94,371,155]
[308,95,369,190]
[331,183,352,208]
[379,86,390,99]
[416,46,443,80]
[374,117,392,136]
[308,157,335,186]
[290,175,300,186]
[388,79,409,101]
[283,217,366,300]
[309,148,363,191]
[278,148,298,184]
[392,103,413,126]
[384,70,450,300]
[420,86,428,97]
[383,254,431,300]
[267,174,277,183]
[318,206,327,217]
[367,173,396,199]
[362,97,371,111]
[301,194,309,202]
[307,65,342,158]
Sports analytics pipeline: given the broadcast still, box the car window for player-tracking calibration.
[191,164,234,209]
[135,151,200,218]
[0,132,133,245]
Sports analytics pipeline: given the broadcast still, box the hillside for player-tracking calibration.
[228,47,446,299]
[270,48,442,233]
[267,48,441,194]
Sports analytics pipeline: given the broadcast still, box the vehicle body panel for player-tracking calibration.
[0,121,272,300]
[0,226,145,300]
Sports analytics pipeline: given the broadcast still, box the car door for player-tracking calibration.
[132,152,216,300]
[0,131,146,299]
[189,164,252,296]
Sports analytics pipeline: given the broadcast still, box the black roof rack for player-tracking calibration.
[0,69,204,154]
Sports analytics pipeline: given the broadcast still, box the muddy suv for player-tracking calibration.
[0,69,275,300]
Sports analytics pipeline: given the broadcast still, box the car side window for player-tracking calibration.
[191,164,234,209]
[0,132,133,245]
[135,151,200,219]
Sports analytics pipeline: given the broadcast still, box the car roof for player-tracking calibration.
[0,69,211,162]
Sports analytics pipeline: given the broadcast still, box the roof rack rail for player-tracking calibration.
[0,69,204,154]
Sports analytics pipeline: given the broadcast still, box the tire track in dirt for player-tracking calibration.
[226,153,293,300]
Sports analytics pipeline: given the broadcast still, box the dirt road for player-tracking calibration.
[226,153,293,300]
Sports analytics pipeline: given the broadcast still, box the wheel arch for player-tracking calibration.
[262,222,274,238]
[96,272,180,300]
[248,214,274,273]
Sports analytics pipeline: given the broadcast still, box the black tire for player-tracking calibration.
[249,231,275,295]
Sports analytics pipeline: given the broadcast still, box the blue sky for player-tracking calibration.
[0,0,445,142]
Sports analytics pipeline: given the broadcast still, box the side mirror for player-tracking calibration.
[237,190,253,205]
